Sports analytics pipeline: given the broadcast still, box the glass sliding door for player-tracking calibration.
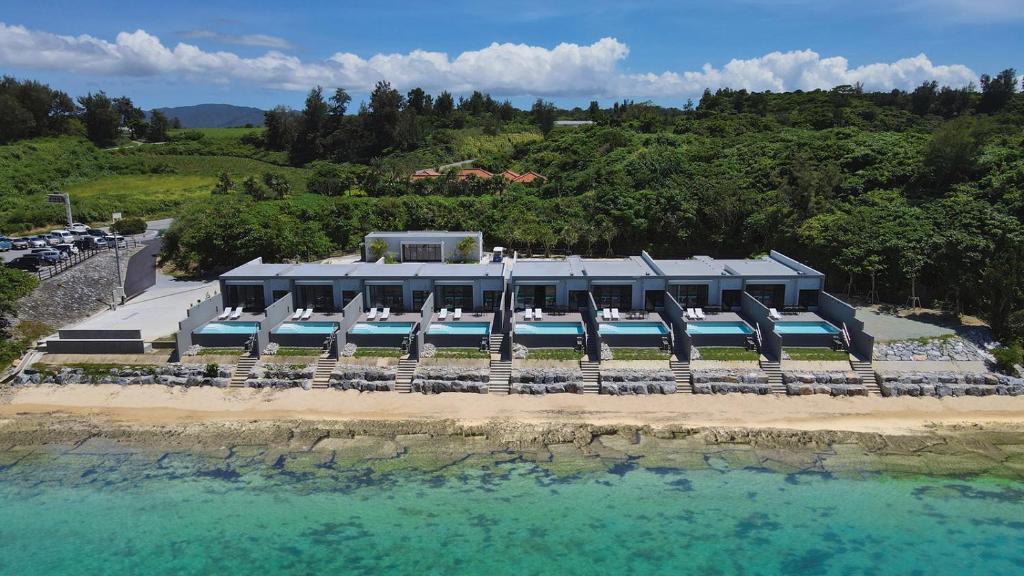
[401,243,442,262]
[438,284,473,310]
[368,285,404,310]
[591,285,632,310]
[746,284,786,308]
[515,285,555,310]
[225,284,265,312]
[670,284,709,307]
[296,284,334,312]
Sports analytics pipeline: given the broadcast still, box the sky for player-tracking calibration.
[0,0,1021,110]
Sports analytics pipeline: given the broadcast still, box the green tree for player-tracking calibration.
[77,91,119,146]
[146,109,169,142]
[241,176,267,200]
[455,236,477,262]
[212,171,234,195]
[289,86,328,165]
[531,98,556,135]
[111,216,147,236]
[264,106,297,151]
[368,238,389,261]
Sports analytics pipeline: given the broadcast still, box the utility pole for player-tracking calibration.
[46,192,73,228]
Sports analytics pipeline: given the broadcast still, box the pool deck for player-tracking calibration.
[685,311,749,326]
[355,310,420,324]
[771,311,835,325]
[514,310,585,325]
[429,311,496,325]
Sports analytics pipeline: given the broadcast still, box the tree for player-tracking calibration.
[264,106,297,151]
[111,216,147,236]
[587,100,603,122]
[434,91,454,117]
[455,236,477,262]
[531,98,556,135]
[978,68,1017,113]
[113,96,145,138]
[212,171,234,194]
[367,81,404,154]
[170,116,182,129]
[406,87,430,114]
[910,81,937,116]
[919,116,980,193]
[329,88,351,117]
[77,91,119,146]
[241,176,267,200]
[146,109,169,142]
[261,172,291,199]
[368,239,389,261]
[289,87,328,165]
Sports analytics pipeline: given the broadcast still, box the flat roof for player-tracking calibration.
[365,230,480,238]
[511,258,582,278]
[655,258,725,276]
[580,256,657,278]
[720,258,801,277]
[220,262,295,278]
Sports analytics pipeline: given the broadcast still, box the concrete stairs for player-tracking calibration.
[312,357,335,389]
[229,355,258,388]
[581,360,601,394]
[850,356,881,395]
[759,356,785,394]
[488,332,505,356]
[488,360,512,394]
[669,357,692,394]
[396,356,417,393]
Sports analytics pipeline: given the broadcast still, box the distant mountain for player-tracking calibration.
[148,104,265,128]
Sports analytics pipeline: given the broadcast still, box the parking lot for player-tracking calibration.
[1,219,170,264]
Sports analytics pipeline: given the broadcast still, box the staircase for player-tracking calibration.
[580,360,601,394]
[396,356,417,393]
[230,354,258,388]
[669,357,692,394]
[312,357,335,389]
[488,360,512,394]
[850,356,881,395]
[488,332,505,356]
[759,356,785,394]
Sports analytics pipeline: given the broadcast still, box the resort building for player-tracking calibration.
[363,231,483,263]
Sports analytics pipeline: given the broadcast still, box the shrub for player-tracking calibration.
[991,344,1023,376]
[204,363,220,378]
[111,216,147,235]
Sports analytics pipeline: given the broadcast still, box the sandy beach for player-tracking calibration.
[4,385,1024,434]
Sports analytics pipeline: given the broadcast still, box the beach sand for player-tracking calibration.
[3,384,1024,434]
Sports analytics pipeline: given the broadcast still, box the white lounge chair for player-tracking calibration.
[453,308,462,320]
[523,308,534,321]
[602,308,611,321]
[685,308,696,320]
[438,308,448,320]
[695,308,706,320]
[534,308,543,320]
[769,308,782,320]
[291,308,303,320]
[301,308,313,320]
[367,308,378,320]
[218,307,231,320]
[611,308,621,320]
[229,307,242,320]
[381,307,391,320]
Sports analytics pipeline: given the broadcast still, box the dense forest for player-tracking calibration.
[0,71,1022,357]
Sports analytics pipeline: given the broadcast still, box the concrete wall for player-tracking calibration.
[769,251,824,277]
[742,292,781,360]
[365,232,482,263]
[256,293,294,356]
[663,292,690,360]
[584,291,600,360]
[415,292,434,358]
[818,291,874,359]
[336,292,364,353]
[58,329,142,340]
[47,339,145,354]
[174,296,224,361]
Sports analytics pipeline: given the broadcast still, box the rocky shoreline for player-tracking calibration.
[0,414,1022,479]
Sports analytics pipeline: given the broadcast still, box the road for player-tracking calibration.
[123,238,162,298]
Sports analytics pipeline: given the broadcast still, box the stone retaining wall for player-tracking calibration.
[873,337,982,362]
[511,368,583,394]
[879,372,1024,397]
[599,369,676,395]
[784,371,866,396]
[692,369,770,394]
[14,363,234,387]
[329,364,396,391]
[413,366,489,394]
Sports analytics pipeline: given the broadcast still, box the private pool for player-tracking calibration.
[194,321,259,335]
[599,322,669,335]
[687,321,754,336]
[515,322,585,335]
[349,322,415,335]
[427,322,490,335]
[774,321,840,335]
[273,322,338,335]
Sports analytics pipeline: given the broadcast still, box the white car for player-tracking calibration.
[70,223,90,234]
[104,234,127,248]
[27,236,47,249]
[50,230,75,244]
[44,234,62,246]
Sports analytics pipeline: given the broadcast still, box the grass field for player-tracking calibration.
[785,348,851,361]
[429,348,490,359]
[525,348,583,360]
[696,347,760,361]
[611,348,671,361]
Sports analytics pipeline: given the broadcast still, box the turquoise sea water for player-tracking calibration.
[1,451,1022,575]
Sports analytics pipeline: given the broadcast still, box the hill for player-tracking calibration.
[149,104,265,128]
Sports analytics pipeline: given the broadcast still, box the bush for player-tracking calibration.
[111,216,147,235]
[991,344,1023,376]
[204,363,220,378]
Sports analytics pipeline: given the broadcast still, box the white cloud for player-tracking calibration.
[0,22,979,100]
[179,29,295,50]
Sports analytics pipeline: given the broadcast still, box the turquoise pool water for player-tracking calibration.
[427,322,490,335]
[273,322,338,335]
[0,448,1021,575]
[515,322,584,335]
[194,321,259,335]
[599,321,669,335]
[349,322,414,335]
[688,321,755,335]
[775,321,841,335]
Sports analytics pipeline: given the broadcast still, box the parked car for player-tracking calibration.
[55,243,79,256]
[0,237,11,251]
[44,234,61,246]
[6,255,42,271]
[104,234,127,248]
[26,236,47,249]
[79,236,107,249]
[70,223,90,234]
[50,230,75,244]
[31,248,64,263]
[11,237,29,250]
[86,229,107,238]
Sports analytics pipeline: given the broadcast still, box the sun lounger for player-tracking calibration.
[685,308,695,320]
[438,308,448,320]
[218,307,231,320]
[454,308,462,320]
[534,308,542,320]
[227,307,242,320]
[367,308,378,320]
[602,308,611,321]
[611,308,620,320]
[291,308,303,320]
[695,308,706,320]
[381,307,391,320]
[524,308,534,321]
[301,308,313,320]
[769,308,782,320]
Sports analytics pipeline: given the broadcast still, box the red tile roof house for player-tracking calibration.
[501,170,521,181]
[410,169,441,181]
[511,171,547,184]
[457,168,494,181]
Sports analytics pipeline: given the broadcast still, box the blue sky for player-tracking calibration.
[1,0,1020,109]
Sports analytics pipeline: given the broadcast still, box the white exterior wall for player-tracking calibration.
[365,232,483,262]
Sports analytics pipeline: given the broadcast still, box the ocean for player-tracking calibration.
[1,445,1022,575]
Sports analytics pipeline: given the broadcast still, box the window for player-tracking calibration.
[438,285,473,310]
[412,290,430,312]
[516,285,555,310]
[296,284,334,312]
[568,290,589,311]
[271,290,289,305]
[645,290,665,311]
[670,284,708,307]
[746,284,786,308]
[402,243,442,262]
[225,284,265,312]
[368,285,404,310]
[341,291,360,309]
[483,290,502,311]
[721,290,742,310]
[592,285,632,310]
[798,289,819,309]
